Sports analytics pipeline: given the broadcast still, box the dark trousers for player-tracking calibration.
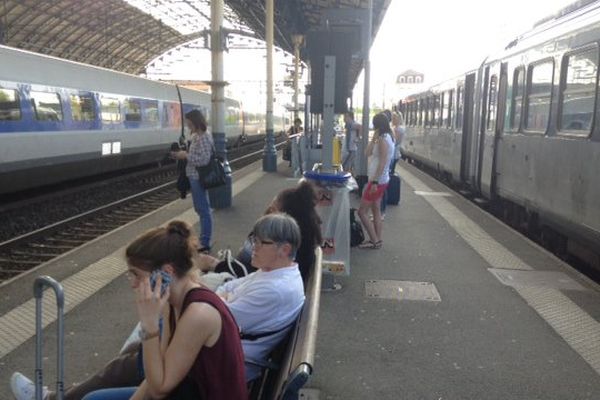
[49,345,142,400]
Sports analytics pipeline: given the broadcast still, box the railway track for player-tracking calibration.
[0,140,285,284]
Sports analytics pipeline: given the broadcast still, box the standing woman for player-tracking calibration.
[389,111,405,173]
[83,221,247,399]
[357,113,395,249]
[171,109,213,253]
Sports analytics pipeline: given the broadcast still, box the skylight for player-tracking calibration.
[123,0,251,35]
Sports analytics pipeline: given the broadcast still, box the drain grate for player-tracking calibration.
[365,280,441,302]
[488,269,586,291]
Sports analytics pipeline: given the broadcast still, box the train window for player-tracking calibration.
[31,91,63,121]
[70,94,95,121]
[124,99,141,122]
[525,60,554,132]
[144,101,159,123]
[0,88,21,121]
[456,86,464,130]
[509,68,525,131]
[446,90,453,128]
[486,75,498,131]
[419,99,424,126]
[559,46,598,135]
[442,91,450,128]
[435,94,442,127]
[101,97,121,122]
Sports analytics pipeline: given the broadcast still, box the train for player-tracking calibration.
[400,0,600,268]
[0,45,287,195]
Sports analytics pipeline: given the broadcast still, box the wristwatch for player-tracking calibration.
[139,326,159,341]
[371,180,379,185]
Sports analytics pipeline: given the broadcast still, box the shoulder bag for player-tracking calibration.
[196,144,226,189]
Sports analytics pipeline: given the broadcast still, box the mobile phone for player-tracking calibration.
[149,270,172,296]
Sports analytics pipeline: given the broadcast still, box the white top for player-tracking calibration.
[345,122,360,152]
[367,133,395,184]
[216,264,305,380]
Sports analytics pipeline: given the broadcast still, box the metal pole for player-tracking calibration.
[322,56,335,172]
[357,0,373,186]
[263,0,277,171]
[210,0,232,208]
[292,35,303,121]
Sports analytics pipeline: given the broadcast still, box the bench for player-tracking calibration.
[250,248,322,400]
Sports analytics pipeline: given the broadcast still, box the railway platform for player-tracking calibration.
[1,159,600,399]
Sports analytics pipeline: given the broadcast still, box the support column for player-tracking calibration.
[321,55,336,172]
[209,0,232,208]
[292,35,303,121]
[262,0,277,172]
[356,0,373,189]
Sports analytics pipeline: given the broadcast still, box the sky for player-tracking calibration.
[362,0,577,107]
[145,0,579,111]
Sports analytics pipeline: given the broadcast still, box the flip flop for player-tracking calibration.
[358,240,382,249]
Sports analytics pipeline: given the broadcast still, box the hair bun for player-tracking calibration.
[167,221,191,239]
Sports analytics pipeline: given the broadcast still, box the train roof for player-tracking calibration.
[0,45,216,103]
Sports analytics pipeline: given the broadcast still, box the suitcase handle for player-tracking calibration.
[34,276,65,400]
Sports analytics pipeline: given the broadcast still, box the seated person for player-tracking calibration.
[217,212,305,381]
[200,180,322,284]
[11,214,304,399]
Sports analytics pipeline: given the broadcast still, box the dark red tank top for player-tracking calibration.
[170,287,247,399]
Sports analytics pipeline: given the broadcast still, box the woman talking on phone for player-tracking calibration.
[357,113,394,249]
[83,221,247,400]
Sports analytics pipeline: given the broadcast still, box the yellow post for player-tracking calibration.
[332,136,342,168]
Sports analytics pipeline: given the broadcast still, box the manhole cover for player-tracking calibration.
[365,280,441,301]
[488,269,585,291]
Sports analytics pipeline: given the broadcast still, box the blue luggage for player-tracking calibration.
[387,174,401,205]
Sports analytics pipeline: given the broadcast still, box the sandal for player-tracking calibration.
[358,240,382,249]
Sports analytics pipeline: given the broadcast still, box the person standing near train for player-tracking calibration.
[357,113,394,249]
[171,109,214,253]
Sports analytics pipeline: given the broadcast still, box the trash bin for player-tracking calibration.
[304,166,357,289]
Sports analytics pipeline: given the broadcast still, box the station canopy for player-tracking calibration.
[0,0,390,86]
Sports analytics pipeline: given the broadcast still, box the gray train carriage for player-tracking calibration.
[403,1,600,266]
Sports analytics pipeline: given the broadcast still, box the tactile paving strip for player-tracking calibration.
[398,164,600,376]
[365,280,441,302]
[489,268,586,291]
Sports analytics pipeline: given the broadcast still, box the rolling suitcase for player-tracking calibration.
[386,173,401,205]
[34,276,65,400]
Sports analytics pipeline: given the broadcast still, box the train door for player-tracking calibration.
[474,65,490,193]
[481,62,507,199]
[460,73,476,183]
[479,62,503,198]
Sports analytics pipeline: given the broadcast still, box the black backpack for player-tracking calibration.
[350,208,365,247]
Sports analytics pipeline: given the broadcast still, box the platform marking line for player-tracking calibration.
[0,254,125,359]
[398,165,532,271]
[398,164,600,376]
[516,287,600,374]
[0,168,270,360]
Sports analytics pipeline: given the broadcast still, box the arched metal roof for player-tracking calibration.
[0,0,390,82]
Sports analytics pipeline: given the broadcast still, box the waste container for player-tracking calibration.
[304,166,357,288]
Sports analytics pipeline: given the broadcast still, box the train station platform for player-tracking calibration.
[1,159,600,399]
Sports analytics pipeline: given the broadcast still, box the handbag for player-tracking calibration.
[350,208,365,247]
[196,145,226,189]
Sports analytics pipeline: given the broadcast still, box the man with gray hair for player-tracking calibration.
[217,212,305,381]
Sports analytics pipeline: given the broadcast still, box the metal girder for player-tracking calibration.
[0,0,390,87]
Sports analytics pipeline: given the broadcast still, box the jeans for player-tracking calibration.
[82,387,137,400]
[189,178,212,248]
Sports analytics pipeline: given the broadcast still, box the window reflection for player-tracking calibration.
[0,88,21,121]
[560,47,598,134]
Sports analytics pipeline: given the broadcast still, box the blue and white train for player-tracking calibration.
[0,45,286,195]
[401,0,600,268]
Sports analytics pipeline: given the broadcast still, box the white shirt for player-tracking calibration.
[367,133,395,184]
[216,264,305,380]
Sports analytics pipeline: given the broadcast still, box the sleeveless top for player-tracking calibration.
[169,287,247,399]
[367,133,395,184]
